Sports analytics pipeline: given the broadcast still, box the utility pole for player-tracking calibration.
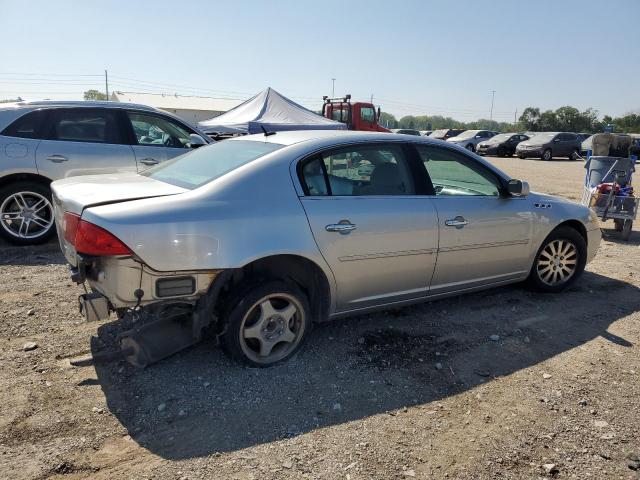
[331,78,336,97]
[370,93,373,104]
[105,69,109,100]
[490,90,496,121]
[514,108,518,126]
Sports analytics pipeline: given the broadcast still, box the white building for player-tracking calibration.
[110,91,244,124]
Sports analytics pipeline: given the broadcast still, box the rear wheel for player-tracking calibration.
[465,143,475,152]
[518,154,526,159]
[219,280,311,366]
[527,226,587,292]
[622,220,633,241]
[614,219,624,232]
[0,182,55,245]
[542,149,552,161]
[569,148,579,160]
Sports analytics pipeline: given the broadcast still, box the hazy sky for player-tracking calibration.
[1,0,638,121]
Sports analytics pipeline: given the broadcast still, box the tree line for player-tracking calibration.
[382,106,640,134]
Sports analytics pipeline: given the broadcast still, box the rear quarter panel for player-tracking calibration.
[82,151,337,308]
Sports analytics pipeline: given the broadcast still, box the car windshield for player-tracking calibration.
[488,133,513,143]
[529,133,556,143]
[429,129,448,137]
[455,130,479,140]
[142,140,284,189]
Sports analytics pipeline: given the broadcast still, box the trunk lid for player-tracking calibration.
[51,172,187,265]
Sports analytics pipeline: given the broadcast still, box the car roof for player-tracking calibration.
[0,99,159,112]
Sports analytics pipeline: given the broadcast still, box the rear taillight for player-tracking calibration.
[63,211,131,256]
[63,212,80,244]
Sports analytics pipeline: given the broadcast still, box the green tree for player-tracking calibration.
[379,111,398,129]
[519,107,541,131]
[83,89,108,101]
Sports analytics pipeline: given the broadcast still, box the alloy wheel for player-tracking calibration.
[0,192,54,240]
[536,239,578,286]
[239,293,305,364]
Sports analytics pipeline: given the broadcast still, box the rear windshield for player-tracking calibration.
[142,140,284,189]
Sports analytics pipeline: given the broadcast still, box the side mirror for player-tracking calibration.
[189,134,207,148]
[507,179,529,197]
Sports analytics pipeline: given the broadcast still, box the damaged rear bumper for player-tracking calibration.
[70,256,231,368]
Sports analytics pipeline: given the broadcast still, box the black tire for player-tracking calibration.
[614,219,624,232]
[219,280,311,366]
[526,226,587,293]
[0,181,55,245]
[465,143,475,152]
[541,149,552,161]
[518,154,526,159]
[497,147,506,157]
[569,148,579,160]
[622,220,632,241]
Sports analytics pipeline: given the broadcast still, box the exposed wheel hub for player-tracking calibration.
[262,315,286,340]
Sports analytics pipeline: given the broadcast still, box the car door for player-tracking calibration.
[124,111,202,169]
[35,108,136,180]
[298,143,439,312]
[415,144,534,294]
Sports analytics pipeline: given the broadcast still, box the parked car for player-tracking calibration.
[0,100,211,245]
[52,130,601,367]
[392,129,421,136]
[577,133,592,142]
[476,133,530,157]
[420,130,433,136]
[429,128,465,140]
[516,132,582,160]
[446,129,495,152]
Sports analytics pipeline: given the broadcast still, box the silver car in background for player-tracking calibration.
[51,130,601,367]
[446,130,496,152]
[0,100,210,245]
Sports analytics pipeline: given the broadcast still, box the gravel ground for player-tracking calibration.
[0,156,639,480]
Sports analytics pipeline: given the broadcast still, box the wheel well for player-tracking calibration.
[0,173,52,191]
[214,255,331,327]
[555,220,588,245]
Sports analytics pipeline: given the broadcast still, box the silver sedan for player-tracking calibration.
[51,131,601,367]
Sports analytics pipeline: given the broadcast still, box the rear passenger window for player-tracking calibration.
[46,109,124,144]
[300,145,415,196]
[1,110,46,139]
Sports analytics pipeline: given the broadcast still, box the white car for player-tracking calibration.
[446,130,495,152]
[0,100,211,245]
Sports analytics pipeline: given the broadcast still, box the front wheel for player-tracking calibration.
[465,144,475,152]
[527,226,587,293]
[542,149,552,161]
[0,182,55,245]
[518,153,526,159]
[219,280,311,366]
[497,147,506,157]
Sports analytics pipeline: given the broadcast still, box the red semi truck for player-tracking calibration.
[321,94,390,132]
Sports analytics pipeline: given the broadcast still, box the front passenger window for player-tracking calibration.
[416,145,501,196]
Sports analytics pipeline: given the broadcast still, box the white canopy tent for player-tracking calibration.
[198,87,345,135]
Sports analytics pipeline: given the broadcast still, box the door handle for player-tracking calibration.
[47,155,68,163]
[326,222,357,233]
[140,158,159,166]
[445,216,468,228]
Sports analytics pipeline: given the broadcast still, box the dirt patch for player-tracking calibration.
[0,157,639,479]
